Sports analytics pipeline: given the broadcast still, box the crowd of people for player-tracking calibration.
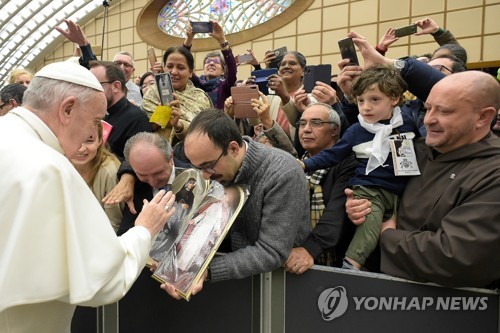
[0,15,499,331]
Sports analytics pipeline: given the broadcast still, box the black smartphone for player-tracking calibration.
[394,24,417,38]
[338,37,359,66]
[155,73,174,105]
[268,46,288,69]
[303,64,332,93]
[190,21,213,34]
[251,68,278,95]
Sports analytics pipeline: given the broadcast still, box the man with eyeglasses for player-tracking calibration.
[428,54,466,76]
[89,61,152,159]
[87,61,154,228]
[160,108,311,299]
[265,102,358,273]
[0,83,26,116]
[113,51,143,106]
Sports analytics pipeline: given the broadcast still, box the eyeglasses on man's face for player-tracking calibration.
[296,119,336,129]
[192,149,225,174]
[431,64,453,74]
[99,80,116,87]
[0,102,7,110]
[114,61,134,69]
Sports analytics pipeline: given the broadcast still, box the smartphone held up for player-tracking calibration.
[338,37,359,66]
[155,73,174,106]
[190,21,214,34]
[394,24,417,38]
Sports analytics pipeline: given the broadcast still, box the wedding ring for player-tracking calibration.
[294,264,299,269]
[164,205,169,212]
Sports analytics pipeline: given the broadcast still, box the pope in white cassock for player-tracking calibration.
[0,61,176,333]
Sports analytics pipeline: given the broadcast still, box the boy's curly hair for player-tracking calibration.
[351,64,408,106]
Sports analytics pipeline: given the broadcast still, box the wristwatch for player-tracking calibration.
[393,59,406,71]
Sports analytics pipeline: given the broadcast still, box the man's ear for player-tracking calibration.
[391,96,401,107]
[112,80,122,93]
[477,106,496,129]
[228,141,240,156]
[331,125,340,138]
[58,96,77,125]
[9,99,18,108]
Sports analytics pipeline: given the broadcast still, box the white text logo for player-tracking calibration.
[318,286,489,321]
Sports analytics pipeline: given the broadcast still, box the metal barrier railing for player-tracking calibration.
[72,266,499,333]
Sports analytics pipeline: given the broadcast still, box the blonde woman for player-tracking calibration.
[8,68,33,87]
[71,122,123,232]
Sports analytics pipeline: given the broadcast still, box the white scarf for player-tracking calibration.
[358,106,403,175]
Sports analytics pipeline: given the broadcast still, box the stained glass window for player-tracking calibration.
[158,0,295,38]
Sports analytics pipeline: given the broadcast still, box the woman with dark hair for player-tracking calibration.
[182,21,237,109]
[431,43,468,64]
[262,51,308,141]
[139,71,155,97]
[142,46,212,144]
[224,51,312,143]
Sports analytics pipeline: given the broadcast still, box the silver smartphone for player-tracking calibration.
[155,73,174,105]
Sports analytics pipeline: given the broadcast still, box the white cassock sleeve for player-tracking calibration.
[0,117,152,311]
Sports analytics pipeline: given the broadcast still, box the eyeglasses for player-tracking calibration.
[204,58,222,65]
[99,80,115,86]
[431,64,453,74]
[0,102,7,110]
[296,119,336,128]
[114,61,134,69]
[193,149,225,174]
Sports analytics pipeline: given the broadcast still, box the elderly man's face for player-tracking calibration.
[113,54,135,82]
[129,144,174,189]
[62,91,107,159]
[299,105,338,156]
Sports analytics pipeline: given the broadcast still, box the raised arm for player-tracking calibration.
[348,31,446,102]
[414,17,459,46]
[211,21,237,109]
[55,19,97,68]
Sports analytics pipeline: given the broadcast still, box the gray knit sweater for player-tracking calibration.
[209,137,311,281]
